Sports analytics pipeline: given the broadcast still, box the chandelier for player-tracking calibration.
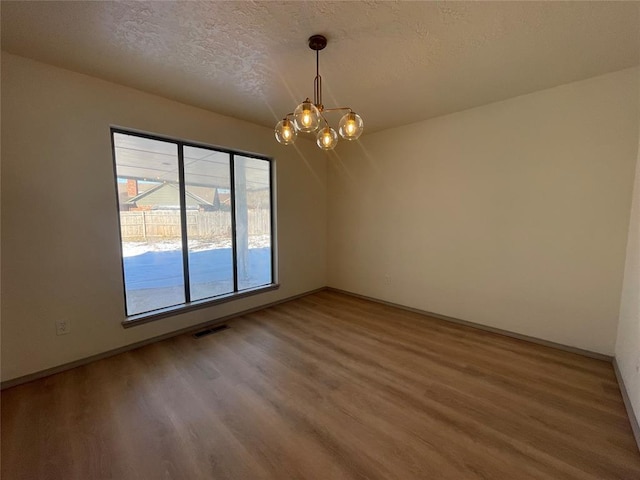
[275,35,364,150]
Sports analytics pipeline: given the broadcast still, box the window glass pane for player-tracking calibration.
[234,156,272,290]
[113,129,276,320]
[183,146,234,301]
[113,132,185,315]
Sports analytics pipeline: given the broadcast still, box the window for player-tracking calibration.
[111,129,275,321]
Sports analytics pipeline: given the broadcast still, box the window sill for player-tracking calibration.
[121,283,280,328]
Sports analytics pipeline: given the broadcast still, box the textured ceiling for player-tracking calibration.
[1,1,639,133]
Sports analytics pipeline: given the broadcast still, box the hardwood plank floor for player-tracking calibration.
[2,290,639,479]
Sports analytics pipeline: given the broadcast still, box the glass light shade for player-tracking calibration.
[275,119,297,145]
[338,112,364,140]
[316,126,338,150]
[293,101,320,133]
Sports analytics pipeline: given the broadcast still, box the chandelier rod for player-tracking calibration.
[314,48,322,109]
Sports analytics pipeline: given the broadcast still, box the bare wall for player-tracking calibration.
[328,67,639,355]
[1,53,328,382]
[616,96,640,421]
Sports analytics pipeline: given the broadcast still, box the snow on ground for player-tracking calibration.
[122,235,271,257]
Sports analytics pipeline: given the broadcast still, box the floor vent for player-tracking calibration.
[193,324,229,339]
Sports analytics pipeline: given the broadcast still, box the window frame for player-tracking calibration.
[110,127,278,327]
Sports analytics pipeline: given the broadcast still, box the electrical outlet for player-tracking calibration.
[384,274,391,285]
[56,319,71,336]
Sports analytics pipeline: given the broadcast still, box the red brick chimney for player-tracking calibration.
[127,179,138,197]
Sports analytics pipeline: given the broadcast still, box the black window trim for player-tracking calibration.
[110,126,278,327]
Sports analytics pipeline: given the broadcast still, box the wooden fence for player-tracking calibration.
[120,210,270,240]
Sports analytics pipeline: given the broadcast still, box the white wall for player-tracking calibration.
[0,53,327,382]
[616,107,640,422]
[328,67,640,355]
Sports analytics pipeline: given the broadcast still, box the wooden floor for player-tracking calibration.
[2,290,639,479]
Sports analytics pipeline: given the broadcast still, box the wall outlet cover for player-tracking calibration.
[56,319,71,336]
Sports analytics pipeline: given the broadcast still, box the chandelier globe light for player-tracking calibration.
[338,111,364,140]
[293,99,321,132]
[317,126,338,150]
[275,34,364,150]
[274,118,297,145]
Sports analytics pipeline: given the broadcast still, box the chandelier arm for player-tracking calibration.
[321,107,353,113]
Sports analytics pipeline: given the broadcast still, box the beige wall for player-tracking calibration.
[328,67,639,355]
[0,53,327,382]
[2,51,638,383]
[616,107,640,421]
